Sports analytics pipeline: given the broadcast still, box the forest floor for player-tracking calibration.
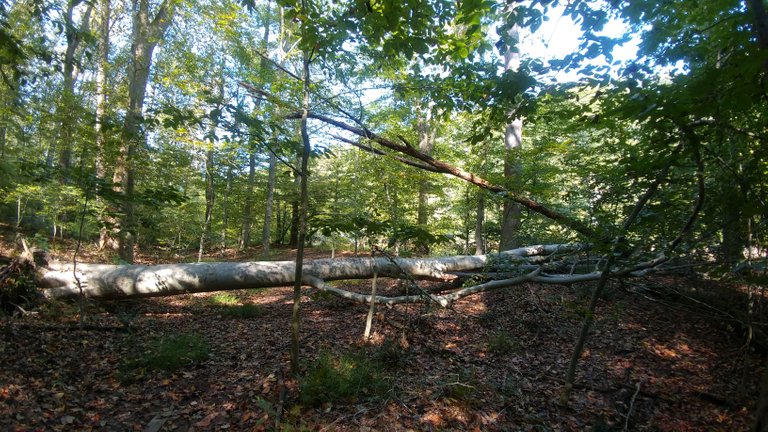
[0,242,765,431]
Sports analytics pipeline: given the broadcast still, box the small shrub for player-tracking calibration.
[369,338,410,369]
[440,368,479,405]
[219,303,264,319]
[147,333,209,370]
[300,350,391,406]
[561,299,587,320]
[119,333,209,382]
[308,289,335,302]
[477,310,500,329]
[210,292,239,306]
[487,331,521,355]
[0,262,40,315]
[496,376,524,399]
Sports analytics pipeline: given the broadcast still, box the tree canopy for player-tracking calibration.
[0,0,765,278]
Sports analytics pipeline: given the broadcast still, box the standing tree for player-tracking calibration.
[94,0,112,250]
[54,0,93,175]
[114,0,178,263]
[499,4,524,251]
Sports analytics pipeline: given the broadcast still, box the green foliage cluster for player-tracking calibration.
[118,333,210,382]
[438,368,480,406]
[300,348,393,406]
[0,0,764,266]
[0,261,38,315]
[486,331,521,356]
[209,292,240,306]
[207,293,264,318]
[219,303,264,319]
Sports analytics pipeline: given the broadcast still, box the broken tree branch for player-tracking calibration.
[290,111,599,239]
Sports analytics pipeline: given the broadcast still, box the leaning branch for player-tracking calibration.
[331,134,442,173]
[291,111,598,239]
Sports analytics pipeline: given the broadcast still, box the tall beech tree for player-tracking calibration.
[55,0,93,174]
[94,0,112,250]
[499,3,524,251]
[114,0,178,263]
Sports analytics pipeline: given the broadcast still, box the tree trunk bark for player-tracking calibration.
[41,244,587,301]
[221,166,231,249]
[288,179,300,248]
[114,0,176,263]
[499,7,523,251]
[262,151,277,258]
[416,104,435,227]
[0,115,6,160]
[57,0,93,175]
[240,145,256,249]
[416,103,436,255]
[475,191,486,255]
[197,148,215,262]
[95,0,112,251]
[291,51,312,375]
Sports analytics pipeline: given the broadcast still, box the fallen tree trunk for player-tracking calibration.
[40,244,587,301]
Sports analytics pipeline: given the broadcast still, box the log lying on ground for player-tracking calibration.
[40,244,587,302]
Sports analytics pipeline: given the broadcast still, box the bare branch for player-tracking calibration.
[292,111,598,239]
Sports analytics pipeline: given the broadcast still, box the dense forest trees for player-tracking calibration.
[1,0,765,266]
[0,0,765,266]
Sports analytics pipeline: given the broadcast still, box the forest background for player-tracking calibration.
[1,0,765,267]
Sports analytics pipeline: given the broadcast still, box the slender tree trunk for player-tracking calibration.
[416,117,432,227]
[16,196,22,228]
[0,82,8,158]
[240,145,256,249]
[95,0,111,251]
[560,253,616,404]
[499,7,523,251]
[290,52,312,376]
[221,166,231,250]
[475,191,486,255]
[353,148,360,256]
[288,173,300,248]
[275,202,287,245]
[262,151,277,258]
[198,148,215,263]
[57,0,93,176]
[363,264,378,339]
[114,0,176,263]
[416,103,436,255]
[462,186,471,254]
[0,116,6,159]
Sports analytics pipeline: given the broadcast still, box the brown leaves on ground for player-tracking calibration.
[0,248,763,431]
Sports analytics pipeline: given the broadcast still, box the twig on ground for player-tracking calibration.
[623,382,641,431]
